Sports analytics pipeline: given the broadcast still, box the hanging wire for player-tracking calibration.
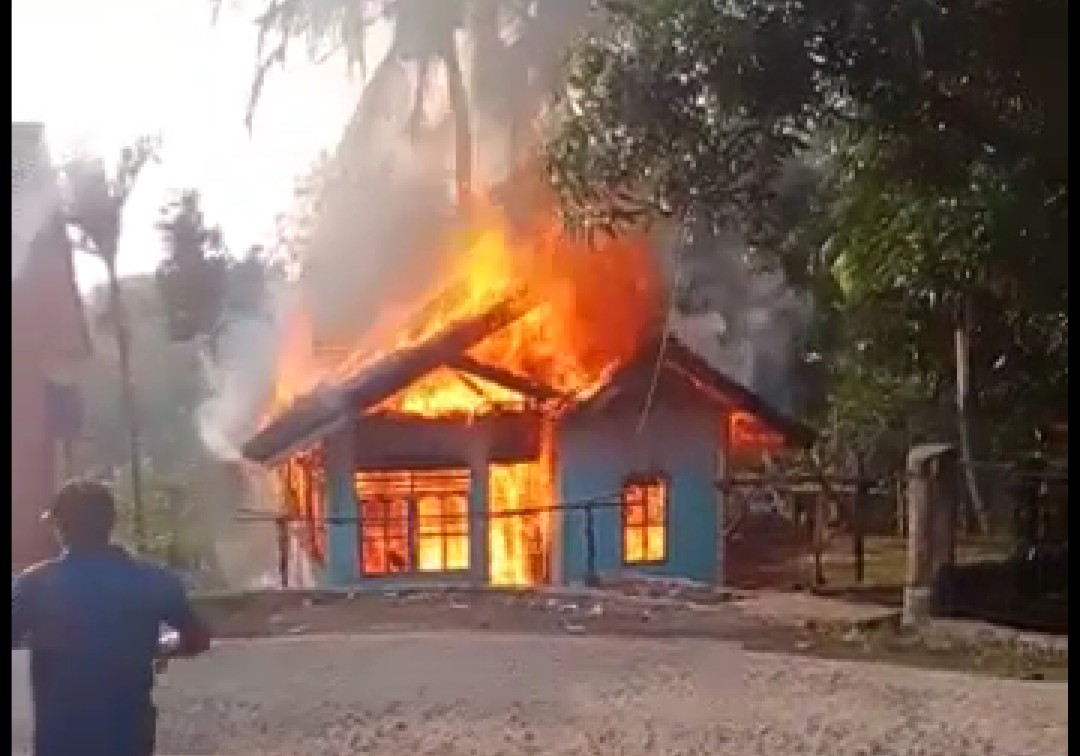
[635,226,686,435]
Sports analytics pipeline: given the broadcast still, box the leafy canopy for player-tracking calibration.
[544,0,1067,455]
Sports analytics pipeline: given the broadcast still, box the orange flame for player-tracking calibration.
[269,196,663,586]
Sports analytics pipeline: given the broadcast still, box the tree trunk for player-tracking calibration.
[106,261,147,550]
[442,42,473,212]
[955,292,988,534]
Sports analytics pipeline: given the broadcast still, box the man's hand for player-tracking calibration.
[159,621,212,660]
[158,570,213,659]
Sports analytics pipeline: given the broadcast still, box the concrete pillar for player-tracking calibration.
[903,443,958,625]
[323,425,359,586]
[468,434,490,584]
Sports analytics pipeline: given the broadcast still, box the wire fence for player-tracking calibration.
[234,461,1066,595]
[235,497,630,589]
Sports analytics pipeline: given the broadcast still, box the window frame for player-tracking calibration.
[358,497,414,577]
[413,492,471,573]
[620,474,671,567]
[355,469,472,577]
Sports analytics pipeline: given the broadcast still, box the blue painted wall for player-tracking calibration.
[322,429,359,587]
[557,378,723,585]
[320,428,490,589]
[316,381,724,588]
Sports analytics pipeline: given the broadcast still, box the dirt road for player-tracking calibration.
[11,633,1067,755]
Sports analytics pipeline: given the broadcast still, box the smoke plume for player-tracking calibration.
[196,0,809,585]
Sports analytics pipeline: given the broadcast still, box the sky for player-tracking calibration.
[12,0,363,291]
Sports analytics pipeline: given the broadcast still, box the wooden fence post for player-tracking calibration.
[276,515,290,589]
[895,474,908,536]
[853,454,867,584]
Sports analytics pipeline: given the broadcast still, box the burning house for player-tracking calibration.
[241,204,810,588]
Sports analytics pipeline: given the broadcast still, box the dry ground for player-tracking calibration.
[191,587,1068,679]
[12,632,1068,756]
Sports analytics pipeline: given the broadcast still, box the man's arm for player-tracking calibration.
[157,572,211,658]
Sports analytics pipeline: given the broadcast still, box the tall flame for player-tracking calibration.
[269,197,663,586]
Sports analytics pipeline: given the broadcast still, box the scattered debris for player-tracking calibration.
[842,627,864,644]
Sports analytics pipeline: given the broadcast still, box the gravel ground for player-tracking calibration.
[12,633,1068,756]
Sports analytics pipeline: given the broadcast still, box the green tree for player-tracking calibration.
[243,0,474,205]
[156,189,282,349]
[62,137,160,549]
[77,274,246,581]
[155,189,230,343]
[544,0,1067,471]
[235,0,594,210]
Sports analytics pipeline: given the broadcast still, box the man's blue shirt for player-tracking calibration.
[12,546,198,756]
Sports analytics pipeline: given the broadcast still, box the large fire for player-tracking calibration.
[269,198,662,586]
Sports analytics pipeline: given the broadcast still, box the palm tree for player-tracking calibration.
[240,0,592,210]
[62,137,159,550]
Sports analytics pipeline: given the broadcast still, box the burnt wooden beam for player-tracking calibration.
[338,300,533,411]
[448,354,563,401]
[661,338,815,448]
[243,300,535,464]
[354,412,543,469]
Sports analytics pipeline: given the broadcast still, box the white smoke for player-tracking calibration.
[198,307,282,462]
[194,1,812,587]
[670,222,811,412]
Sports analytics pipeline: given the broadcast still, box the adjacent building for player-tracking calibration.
[11,123,91,568]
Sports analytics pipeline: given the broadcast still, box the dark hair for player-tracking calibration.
[48,479,117,547]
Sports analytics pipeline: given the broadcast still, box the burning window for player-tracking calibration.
[359,498,411,575]
[278,453,326,564]
[622,477,668,564]
[355,469,470,576]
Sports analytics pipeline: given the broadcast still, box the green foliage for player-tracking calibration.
[77,277,206,477]
[111,474,210,573]
[62,136,160,263]
[155,190,230,342]
[75,276,233,582]
[546,0,814,240]
[545,0,1068,463]
[822,142,1067,454]
[155,190,281,345]
[241,0,467,135]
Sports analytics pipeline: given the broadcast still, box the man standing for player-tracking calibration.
[11,479,212,756]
